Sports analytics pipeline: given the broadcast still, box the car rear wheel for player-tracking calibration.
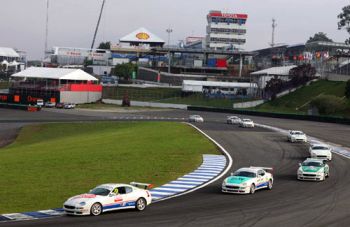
[267,180,273,190]
[250,184,256,194]
[135,198,146,211]
[90,203,102,216]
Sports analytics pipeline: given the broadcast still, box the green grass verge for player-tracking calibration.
[0,122,219,213]
[253,80,350,116]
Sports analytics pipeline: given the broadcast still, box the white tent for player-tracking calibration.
[0,47,20,58]
[120,27,165,44]
[11,67,98,81]
[1,60,9,66]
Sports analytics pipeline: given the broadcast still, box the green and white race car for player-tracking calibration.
[222,167,274,194]
[297,158,329,181]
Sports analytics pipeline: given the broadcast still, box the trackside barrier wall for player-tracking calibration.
[187,106,350,125]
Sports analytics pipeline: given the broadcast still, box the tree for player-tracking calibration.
[307,32,333,43]
[112,63,137,80]
[265,78,284,100]
[97,41,111,50]
[338,5,350,44]
[346,79,350,98]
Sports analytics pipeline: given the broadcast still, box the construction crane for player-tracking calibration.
[91,0,106,50]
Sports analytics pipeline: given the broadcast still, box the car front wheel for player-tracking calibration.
[268,180,273,190]
[135,198,146,211]
[250,184,256,194]
[90,203,102,216]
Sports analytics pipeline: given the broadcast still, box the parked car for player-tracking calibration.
[56,103,65,108]
[44,101,56,108]
[64,103,76,109]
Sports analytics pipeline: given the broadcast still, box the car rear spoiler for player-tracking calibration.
[250,167,274,173]
[130,182,153,190]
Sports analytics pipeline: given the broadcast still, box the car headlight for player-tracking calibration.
[79,202,86,206]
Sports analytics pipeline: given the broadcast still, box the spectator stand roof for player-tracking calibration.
[250,65,297,76]
[120,27,165,44]
[11,67,98,81]
[0,47,20,58]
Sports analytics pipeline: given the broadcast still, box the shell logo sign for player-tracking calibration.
[136,32,150,40]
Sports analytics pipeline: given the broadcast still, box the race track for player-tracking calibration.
[1,108,350,227]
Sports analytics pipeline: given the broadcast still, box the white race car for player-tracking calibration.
[287,130,307,143]
[297,158,330,181]
[63,182,152,216]
[222,167,273,194]
[309,144,332,161]
[239,119,255,128]
[189,115,204,123]
[227,116,241,124]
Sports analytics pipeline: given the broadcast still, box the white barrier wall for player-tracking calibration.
[60,92,101,104]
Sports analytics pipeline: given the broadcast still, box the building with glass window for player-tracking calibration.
[206,10,248,50]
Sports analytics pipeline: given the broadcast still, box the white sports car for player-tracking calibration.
[297,158,330,181]
[189,115,204,123]
[239,119,255,128]
[227,116,241,124]
[309,144,332,161]
[287,130,307,143]
[63,182,152,216]
[222,167,273,194]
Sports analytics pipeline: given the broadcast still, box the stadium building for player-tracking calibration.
[206,10,248,50]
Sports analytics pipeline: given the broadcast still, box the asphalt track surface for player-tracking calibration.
[1,108,350,227]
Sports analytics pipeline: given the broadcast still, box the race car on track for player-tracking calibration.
[287,130,307,143]
[227,116,241,124]
[297,158,329,181]
[309,144,332,161]
[222,167,273,194]
[63,182,152,216]
[189,115,204,123]
[239,119,255,128]
[64,103,76,109]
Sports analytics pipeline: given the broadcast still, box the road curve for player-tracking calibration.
[1,109,350,227]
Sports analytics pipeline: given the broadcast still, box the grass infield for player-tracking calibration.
[0,122,219,213]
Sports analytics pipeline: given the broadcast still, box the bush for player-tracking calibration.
[345,80,350,99]
[310,95,346,115]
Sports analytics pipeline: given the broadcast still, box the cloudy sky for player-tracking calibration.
[0,0,349,60]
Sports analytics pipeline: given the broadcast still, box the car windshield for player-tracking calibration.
[89,187,111,196]
[312,146,328,150]
[302,162,324,167]
[292,132,303,135]
[233,171,256,178]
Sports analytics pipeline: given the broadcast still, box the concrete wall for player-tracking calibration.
[103,99,188,110]
[233,100,265,109]
[138,67,206,86]
[324,73,350,82]
[60,91,101,104]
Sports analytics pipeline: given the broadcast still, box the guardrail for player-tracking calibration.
[187,106,350,125]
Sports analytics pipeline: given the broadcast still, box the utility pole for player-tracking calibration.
[166,27,173,73]
[44,0,49,57]
[271,18,277,47]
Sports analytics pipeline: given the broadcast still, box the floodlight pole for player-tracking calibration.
[166,28,173,73]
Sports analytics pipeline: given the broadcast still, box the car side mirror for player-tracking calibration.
[109,193,117,197]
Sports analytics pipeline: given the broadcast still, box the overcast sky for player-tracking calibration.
[0,0,349,60]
